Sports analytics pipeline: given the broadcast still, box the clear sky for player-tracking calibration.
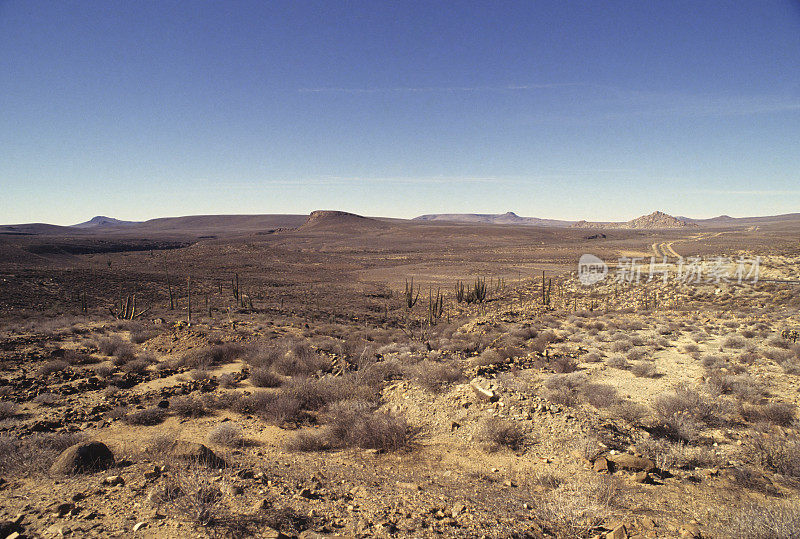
[2,1,799,225]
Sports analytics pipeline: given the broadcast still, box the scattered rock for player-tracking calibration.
[103,475,124,486]
[593,457,609,474]
[171,441,226,468]
[49,441,115,475]
[470,381,498,402]
[397,481,421,491]
[605,523,627,539]
[132,521,147,532]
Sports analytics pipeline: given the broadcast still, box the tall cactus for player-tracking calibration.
[404,278,420,309]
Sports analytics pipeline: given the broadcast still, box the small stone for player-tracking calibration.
[396,481,421,491]
[54,502,75,517]
[593,457,609,474]
[133,521,147,532]
[103,475,124,486]
[452,503,465,518]
[633,471,649,483]
[605,524,627,539]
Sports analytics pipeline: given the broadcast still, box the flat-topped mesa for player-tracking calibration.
[299,210,388,231]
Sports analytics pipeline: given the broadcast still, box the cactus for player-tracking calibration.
[404,278,420,309]
[455,280,466,303]
[427,287,444,325]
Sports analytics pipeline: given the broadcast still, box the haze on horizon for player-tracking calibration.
[2,1,799,225]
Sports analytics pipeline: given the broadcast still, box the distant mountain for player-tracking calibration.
[72,216,139,228]
[571,211,698,229]
[413,212,574,227]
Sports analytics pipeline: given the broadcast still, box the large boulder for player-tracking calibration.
[50,441,115,475]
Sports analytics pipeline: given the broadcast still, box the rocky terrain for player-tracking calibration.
[1,213,800,538]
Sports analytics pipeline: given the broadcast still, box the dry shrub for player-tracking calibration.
[172,395,211,418]
[721,500,800,539]
[249,367,282,388]
[218,373,239,389]
[125,407,168,426]
[582,352,602,363]
[96,335,129,356]
[605,356,629,370]
[37,359,69,377]
[532,474,624,538]
[682,343,700,354]
[608,400,648,424]
[610,339,633,353]
[478,418,527,451]
[411,361,463,392]
[745,430,800,478]
[207,423,243,447]
[288,400,417,452]
[767,336,791,349]
[723,335,747,349]
[552,356,578,373]
[631,362,659,378]
[152,464,226,526]
[583,383,620,409]
[123,358,150,374]
[64,349,100,365]
[708,373,765,403]
[0,432,84,477]
[273,342,330,376]
[0,401,19,420]
[652,385,717,442]
[240,390,303,425]
[33,393,61,406]
[130,328,159,344]
[472,349,503,367]
[634,435,721,470]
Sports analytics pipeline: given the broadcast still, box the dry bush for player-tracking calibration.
[723,335,747,349]
[64,349,100,365]
[582,352,602,363]
[33,393,62,406]
[652,385,718,442]
[767,336,791,349]
[0,432,85,477]
[708,373,765,403]
[764,347,794,362]
[610,339,633,353]
[37,359,69,377]
[0,401,19,420]
[744,430,800,478]
[721,500,800,539]
[608,400,648,425]
[605,356,629,370]
[191,369,212,381]
[240,390,303,425]
[740,402,796,427]
[250,367,282,388]
[478,419,527,451]
[411,360,463,392]
[552,356,578,373]
[542,373,587,407]
[130,328,159,344]
[171,395,212,418]
[583,383,620,409]
[631,362,659,378]
[152,464,226,526]
[207,423,243,447]
[740,329,756,339]
[682,343,700,354]
[96,335,125,355]
[634,436,721,470]
[472,349,504,367]
[292,400,418,452]
[511,325,538,341]
[123,358,150,374]
[218,373,239,389]
[532,474,624,538]
[125,407,168,426]
[272,342,330,376]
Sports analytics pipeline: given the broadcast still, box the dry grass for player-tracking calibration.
[478,418,527,452]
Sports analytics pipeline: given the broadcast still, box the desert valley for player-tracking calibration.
[1,209,799,538]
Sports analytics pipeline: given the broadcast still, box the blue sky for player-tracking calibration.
[2,1,799,224]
